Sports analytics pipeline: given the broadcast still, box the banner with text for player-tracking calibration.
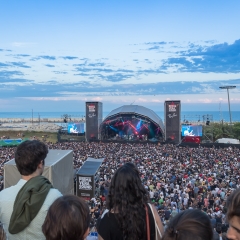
[164,100,181,143]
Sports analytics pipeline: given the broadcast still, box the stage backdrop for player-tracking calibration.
[164,100,181,144]
[85,102,103,141]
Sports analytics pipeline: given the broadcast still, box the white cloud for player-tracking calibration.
[198,98,213,103]
[136,98,148,102]
[91,97,103,101]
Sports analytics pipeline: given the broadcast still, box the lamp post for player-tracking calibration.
[219,86,236,125]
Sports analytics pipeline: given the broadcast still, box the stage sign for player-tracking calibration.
[164,100,181,143]
[85,102,102,141]
[76,175,94,200]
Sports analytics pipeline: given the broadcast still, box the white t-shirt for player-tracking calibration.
[0,179,62,240]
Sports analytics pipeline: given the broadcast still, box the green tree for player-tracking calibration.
[203,122,239,142]
[61,114,71,123]
[233,122,240,139]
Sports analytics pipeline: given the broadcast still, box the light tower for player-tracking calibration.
[219,86,236,125]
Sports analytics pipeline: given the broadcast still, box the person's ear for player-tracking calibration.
[38,160,44,169]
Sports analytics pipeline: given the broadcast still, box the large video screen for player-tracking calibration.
[67,123,85,134]
[181,125,202,137]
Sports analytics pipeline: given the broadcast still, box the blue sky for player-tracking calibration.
[0,0,240,113]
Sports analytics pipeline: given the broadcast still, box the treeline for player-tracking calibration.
[203,122,240,142]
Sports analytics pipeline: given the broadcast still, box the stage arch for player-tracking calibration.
[99,105,165,141]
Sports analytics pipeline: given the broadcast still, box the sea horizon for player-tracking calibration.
[0,111,240,122]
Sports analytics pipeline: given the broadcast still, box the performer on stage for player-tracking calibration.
[183,126,195,136]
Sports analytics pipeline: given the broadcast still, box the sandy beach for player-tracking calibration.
[0,117,85,132]
[0,117,86,132]
[0,117,85,123]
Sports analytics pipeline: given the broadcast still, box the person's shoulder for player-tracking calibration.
[0,183,20,200]
[44,188,62,206]
[48,188,62,198]
[0,188,7,200]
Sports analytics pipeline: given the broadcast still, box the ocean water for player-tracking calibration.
[0,111,240,122]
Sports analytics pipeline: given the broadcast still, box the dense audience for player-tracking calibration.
[1,141,240,238]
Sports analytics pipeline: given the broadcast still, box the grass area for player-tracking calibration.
[0,131,58,143]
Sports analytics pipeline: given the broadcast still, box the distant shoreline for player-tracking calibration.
[0,122,63,132]
[0,117,85,124]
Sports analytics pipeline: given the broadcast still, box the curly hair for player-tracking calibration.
[107,162,149,240]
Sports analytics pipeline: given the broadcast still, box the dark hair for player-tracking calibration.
[107,162,149,240]
[15,140,48,176]
[0,223,6,240]
[227,188,240,220]
[162,209,213,240]
[42,195,90,240]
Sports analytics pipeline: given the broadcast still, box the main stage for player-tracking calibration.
[99,105,165,142]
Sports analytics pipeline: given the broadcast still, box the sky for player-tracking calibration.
[0,0,240,113]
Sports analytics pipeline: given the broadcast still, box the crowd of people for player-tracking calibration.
[1,141,240,239]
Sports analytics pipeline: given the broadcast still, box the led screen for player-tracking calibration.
[67,123,85,134]
[181,125,202,137]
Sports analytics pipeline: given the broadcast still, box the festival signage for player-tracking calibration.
[76,175,94,200]
[85,102,103,141]
[76,158,104,200]
[164,100,181,143]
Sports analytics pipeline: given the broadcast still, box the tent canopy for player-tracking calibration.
[77,157,104,176]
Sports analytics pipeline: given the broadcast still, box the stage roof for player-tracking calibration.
[104,105,165,132]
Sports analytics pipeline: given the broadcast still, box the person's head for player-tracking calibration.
[226,188,240,240]
[42,195,90,240]
[107,162,148,239]
[15,140,48,176]
[107,162,148,210]
[162,209,213,240]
